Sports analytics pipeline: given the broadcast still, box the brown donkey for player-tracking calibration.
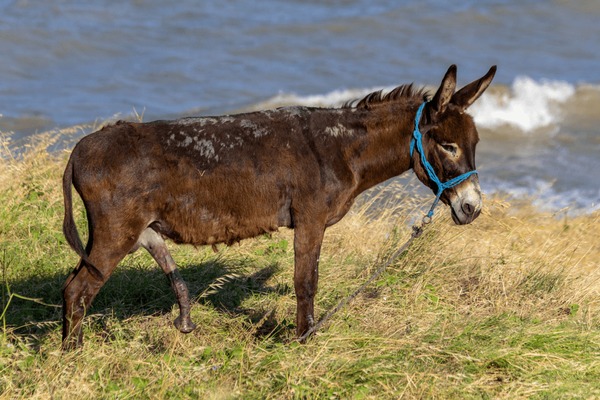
[62,65,496,349]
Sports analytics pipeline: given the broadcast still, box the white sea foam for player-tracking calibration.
[470,76,576,132]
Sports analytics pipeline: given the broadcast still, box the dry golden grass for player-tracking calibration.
[1,126,599,399]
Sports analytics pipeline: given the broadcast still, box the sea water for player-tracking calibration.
[1,0,599,212]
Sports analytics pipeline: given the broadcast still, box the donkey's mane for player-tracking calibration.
[343,84,429,109]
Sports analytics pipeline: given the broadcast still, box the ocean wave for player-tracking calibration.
[470,76,577,132]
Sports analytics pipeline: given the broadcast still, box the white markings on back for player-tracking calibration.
[261,110,275,119]
[174,117,218,126]
[180,132,193,147]
[240,119,269,138]
[164,129,219,161]
[282,106,305,118]
[324,123,353,137]
[193,138,217,160]
[173,115,238,126]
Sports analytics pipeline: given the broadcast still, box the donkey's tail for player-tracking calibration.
[62,155,104,281]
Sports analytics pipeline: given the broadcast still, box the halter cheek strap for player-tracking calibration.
[411,102,478,219]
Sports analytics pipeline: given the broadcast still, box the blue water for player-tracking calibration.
[1,0,600,211]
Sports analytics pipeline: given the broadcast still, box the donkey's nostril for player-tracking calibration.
[463,201,474,215]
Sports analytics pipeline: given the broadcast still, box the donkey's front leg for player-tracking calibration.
[293,223,325,341]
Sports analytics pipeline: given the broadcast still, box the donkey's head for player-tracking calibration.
[412,65,496,225]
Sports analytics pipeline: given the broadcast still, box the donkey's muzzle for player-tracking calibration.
[450,181,482,225]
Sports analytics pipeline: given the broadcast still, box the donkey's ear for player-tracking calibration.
[451,65,497,111]
[429,64,457,116]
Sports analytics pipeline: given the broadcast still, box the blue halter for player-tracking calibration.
[410,102,478,219]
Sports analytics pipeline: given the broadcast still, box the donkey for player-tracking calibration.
[62,64,496,349]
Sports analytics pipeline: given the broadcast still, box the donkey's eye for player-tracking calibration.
[439,142,458,156]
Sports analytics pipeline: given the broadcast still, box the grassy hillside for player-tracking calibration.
[1,129,599,399]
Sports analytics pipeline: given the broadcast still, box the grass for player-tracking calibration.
[0,126,599,399]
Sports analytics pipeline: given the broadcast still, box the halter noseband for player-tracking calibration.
[410,102,478,220]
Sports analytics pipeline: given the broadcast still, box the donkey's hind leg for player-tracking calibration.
[62,231,134,350]
[137,228,197,333]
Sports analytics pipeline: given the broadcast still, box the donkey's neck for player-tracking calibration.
[347,103,418,196]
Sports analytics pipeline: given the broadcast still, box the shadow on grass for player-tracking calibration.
[2,258,293,347]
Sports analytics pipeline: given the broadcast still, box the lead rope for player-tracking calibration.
[296,101,478,342]
[296,217,430,343]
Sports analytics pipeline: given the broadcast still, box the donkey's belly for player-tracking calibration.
[156,214,281,246]
[154,195,291,246]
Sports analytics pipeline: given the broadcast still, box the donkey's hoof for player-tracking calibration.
[174,316,197,333]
